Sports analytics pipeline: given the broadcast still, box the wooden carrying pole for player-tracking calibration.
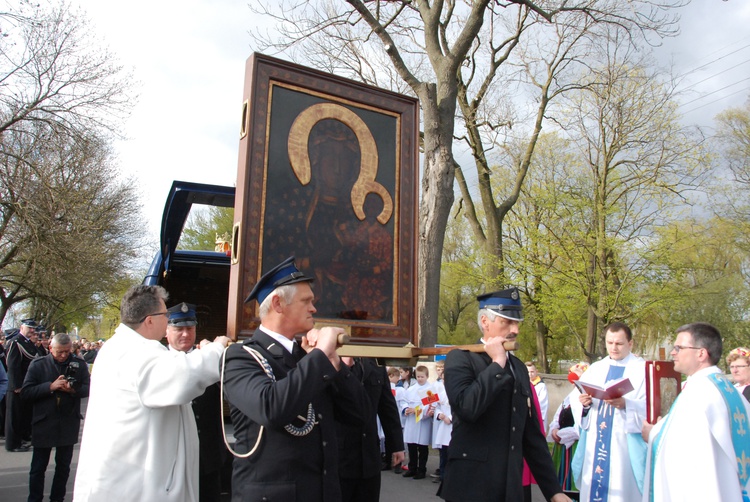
[336,340,520,366]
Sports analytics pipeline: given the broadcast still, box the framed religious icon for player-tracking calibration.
[645,360,682,424]
[227,53,419,345]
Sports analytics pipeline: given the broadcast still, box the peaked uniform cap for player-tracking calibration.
[244,256,313,305]
[20,319,37,327]
[477,287,524,321]
[167,302,198,327]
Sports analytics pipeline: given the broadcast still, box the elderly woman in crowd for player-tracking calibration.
[727,347,750,402]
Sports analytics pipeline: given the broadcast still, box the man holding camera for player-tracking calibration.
[21,332,90,502]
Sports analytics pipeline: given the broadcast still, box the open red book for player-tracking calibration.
[645,360,682,424]
[574,376,633,400]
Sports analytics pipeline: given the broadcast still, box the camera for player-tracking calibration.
[64,361,79,386]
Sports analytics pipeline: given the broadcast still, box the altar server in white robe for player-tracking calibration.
[570,322,647,502]
[400,365,434,479]
[73,285,229,502]
[641,322,750,502]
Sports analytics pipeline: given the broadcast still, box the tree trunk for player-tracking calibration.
[417,84,457,348]
[535,318,549,372]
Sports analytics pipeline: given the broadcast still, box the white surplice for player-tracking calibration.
[570,352,647,502]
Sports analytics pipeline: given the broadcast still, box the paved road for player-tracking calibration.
[0,398,547,501]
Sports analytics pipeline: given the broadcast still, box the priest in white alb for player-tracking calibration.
[641,322,750,502]
[570,322,647,502]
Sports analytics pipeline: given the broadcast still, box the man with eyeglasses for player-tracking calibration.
[641,322,750,501]
[569,321,647,502]
[74,285,230,502]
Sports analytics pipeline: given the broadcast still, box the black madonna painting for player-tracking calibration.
[228,54,419,345]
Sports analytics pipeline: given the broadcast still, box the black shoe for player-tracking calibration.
[393,463,402,474]
[403,470,415,478]
[413,472,426,480]
[10,446,30,452]
[432,477,442,484]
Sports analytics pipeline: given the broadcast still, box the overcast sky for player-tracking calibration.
[73,0,750,259]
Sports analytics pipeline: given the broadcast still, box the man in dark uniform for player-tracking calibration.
[222,256,369,502]
[35,326,49,356]
[336,357,404,502]
[439,288,570,502]
[21,332,90,502]
[5,319,39,451]
[166,302,228,502]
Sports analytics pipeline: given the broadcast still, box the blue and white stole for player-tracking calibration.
[588,364,625,502]
[708,373,750,502]
[649,373,750,502]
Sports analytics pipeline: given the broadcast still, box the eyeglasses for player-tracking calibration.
[672,345,702,353]
[139,311,169,323]
[729,365,749,370]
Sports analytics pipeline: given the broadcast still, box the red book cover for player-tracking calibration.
[645,360,682,424]
[574,376,634,400]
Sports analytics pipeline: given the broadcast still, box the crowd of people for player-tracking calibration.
[1,256,749,502]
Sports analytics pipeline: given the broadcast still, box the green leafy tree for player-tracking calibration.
[244,0,684,347]
[179,206,235,251]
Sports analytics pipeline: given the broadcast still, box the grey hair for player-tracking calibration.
[120,285,169,328]
[477,308,499,331]
[258,284,297,319]
[51,333,72,346]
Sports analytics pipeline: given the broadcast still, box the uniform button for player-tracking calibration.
[462,453,467,457]
[513,407,516,412]
[512,427,516,432]
[323,469,327,475]
[495,374,501,379]
[511,445,515,451]
[318,413,323,420]
[323,375,332,381]
[362,433,367,438]
[514,389,517,394]
[322,441,327,447]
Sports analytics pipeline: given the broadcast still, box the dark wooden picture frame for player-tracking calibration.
[227,53,419,345]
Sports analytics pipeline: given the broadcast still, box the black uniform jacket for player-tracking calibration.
[336,358,403,480]
[222,329,369,502]
[439,350,562,502]
[6,335,38,390]
[20,353,90,448]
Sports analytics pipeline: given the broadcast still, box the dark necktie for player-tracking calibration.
[292,342,306,362]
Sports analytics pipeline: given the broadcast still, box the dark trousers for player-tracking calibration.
[5,390,32,450]
[340,474,381,502]
[438,445,448,480]
[199,467,222,502]
[406,443,428,474]
[0,395,6,436]
[28,444,74,502]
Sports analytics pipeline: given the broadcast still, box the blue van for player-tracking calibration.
[142,180,235,342]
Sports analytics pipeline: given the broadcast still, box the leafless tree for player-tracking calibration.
[246,0,685,346]
[0,1,140,325]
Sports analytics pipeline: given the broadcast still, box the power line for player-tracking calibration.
[679,58,750,92]
[682,86,750,115]
[679,76,750,108]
